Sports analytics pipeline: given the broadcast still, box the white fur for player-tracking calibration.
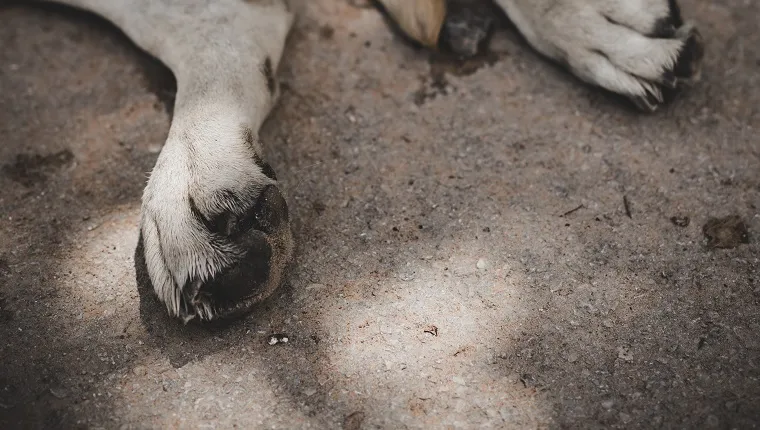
[494,0,694,108]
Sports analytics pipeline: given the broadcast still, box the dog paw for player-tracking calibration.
[496,0,705,111]
[134,123,294,323]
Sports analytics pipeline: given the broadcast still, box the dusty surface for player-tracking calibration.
[1,1,759,428]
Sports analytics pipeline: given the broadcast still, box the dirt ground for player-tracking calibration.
[1,0,759,428]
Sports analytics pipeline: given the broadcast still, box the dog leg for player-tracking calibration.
[36,0,296,321]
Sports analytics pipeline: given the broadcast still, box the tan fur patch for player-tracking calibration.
[377,0,447,48]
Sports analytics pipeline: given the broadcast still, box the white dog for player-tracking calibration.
[24,0,703,322]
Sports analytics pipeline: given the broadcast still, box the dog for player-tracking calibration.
[24,0,703,322]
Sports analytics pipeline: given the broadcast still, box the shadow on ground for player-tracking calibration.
[1,0,758,428]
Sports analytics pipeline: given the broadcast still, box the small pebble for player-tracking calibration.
[499,407,513,420]
[670,215,690,227]
[617,346,633,362]
[398,271,415,281]
[476,259,488,270]
[49,388,67,399]
[267,334,290,346]
[601,400,614,409]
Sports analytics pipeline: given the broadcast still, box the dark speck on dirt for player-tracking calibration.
[671,215,690,227]
[0,292,12,322]
[0,258,10,277]
[429,50,501,79]
[413,51,501,105]
[343,411,365,430]
[2,149,74,187]
[312,201,326,214]
[702,215,750,248]
[319,25,334,40]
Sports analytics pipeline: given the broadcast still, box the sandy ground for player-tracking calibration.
[1,0,759,428]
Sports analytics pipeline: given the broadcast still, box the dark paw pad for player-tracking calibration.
[187,185,292,320]
[672,28,704,81]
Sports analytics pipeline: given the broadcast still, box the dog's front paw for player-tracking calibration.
[134,121,293,323]
[497,0,704,111]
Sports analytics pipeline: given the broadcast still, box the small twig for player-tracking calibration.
[284,161,323,193]
[560,204,584,218]
[623,195,632,218]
